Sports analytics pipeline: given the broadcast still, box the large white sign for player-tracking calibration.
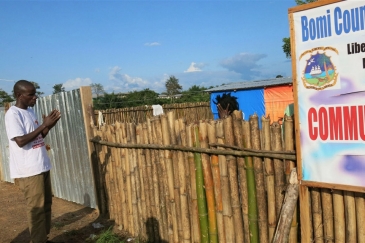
[293,1,365,188]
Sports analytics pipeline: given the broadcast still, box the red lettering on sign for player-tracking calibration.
[307,105,365,141]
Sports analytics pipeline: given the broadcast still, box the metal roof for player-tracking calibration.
[205,77,292,92]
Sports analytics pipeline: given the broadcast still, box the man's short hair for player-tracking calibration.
[13,80,34,98]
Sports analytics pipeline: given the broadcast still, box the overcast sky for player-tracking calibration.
[0,0,295,96]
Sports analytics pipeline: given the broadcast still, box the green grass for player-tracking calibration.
[95,227,125,243]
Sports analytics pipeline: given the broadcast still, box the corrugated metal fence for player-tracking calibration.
[0,88,97,208]
[0,107,11,182]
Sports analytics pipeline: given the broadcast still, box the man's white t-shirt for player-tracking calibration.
[5,106,51,178]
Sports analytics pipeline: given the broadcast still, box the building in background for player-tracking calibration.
[206,77,293,126]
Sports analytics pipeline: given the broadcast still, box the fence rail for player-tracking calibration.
[94,102,213,125]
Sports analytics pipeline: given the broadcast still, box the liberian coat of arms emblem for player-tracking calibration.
[300,47,339,90]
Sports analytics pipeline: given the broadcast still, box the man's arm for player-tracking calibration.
[41,126,50,138]
[13,124,48,147]
[14,110,61,147]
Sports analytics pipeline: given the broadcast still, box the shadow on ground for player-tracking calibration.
[11,207,114,243]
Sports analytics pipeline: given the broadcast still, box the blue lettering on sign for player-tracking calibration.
[301,16,309,41]
[301,9,332,42]
[334,7,342,35]
[343,10,351,33]
[300,4,365,42]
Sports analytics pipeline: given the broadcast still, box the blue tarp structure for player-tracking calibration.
[210,88,265,126]
[207,77,293,128]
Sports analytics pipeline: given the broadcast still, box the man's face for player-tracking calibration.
[20,85,37,107]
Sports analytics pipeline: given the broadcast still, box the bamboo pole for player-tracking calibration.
[343,191,356,243]
[161,114,179,243]
[261,116,276,241]
[168,113,184,242]
[198,121,218,243]
[152,118,169,241]
[113,122,123,226]
[242,120,259,243]
[110,125,119,221]
[142,122,156,241]
[311,188,324,243]
[105,125,116,221]
[283,115,298,243]
[299,185,312,243]
[121,122,134,234]
[207,120,226,243]
[355,192,365,242]
[147,118,162,242]
[272,168,299,243]
[177,118,191,233]
[120,123,130,232]
[157,117,171,242]
[192,124,209,243]
[136,123,148,238]
[216,120,235,243]
[92,126,108,214]
[175,118,191,243]
[128,123,140,235]
[232,111,250,243]
[332,190,345,243]
[271,122,286,221]
[113,123,121,225]
[223,116,244,243]
[321,189,334,243]
[249,114,269,243]
[187,123,201,243]
[131,123,144,233]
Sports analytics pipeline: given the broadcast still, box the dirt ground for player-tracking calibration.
[0,180,123,243]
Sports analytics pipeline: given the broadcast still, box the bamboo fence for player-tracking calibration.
[94,102,213,125]
[90,110,365,243]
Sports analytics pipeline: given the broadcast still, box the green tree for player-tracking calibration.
[165,75,182,97]
[295,0,317,5]
[30,81,44,97]
[276,75,283,78]
[124,89,159,107]
[282,37,291,58]
[179,85,210,103]
[52,83,65,94]
[282,0,318,58]
[91,83,105,97]
[93,92,124,110]
[0,88,14,106]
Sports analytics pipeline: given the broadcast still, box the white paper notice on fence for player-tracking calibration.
[293,1,365,189]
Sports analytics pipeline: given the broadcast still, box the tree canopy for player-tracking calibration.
[295,0,317,5]
[91,83,105,97]
[165,75,182,97]
[52,84,65,94]
[92,83,212,110]
[0,88,14,107]
[179,85,210,103]
[282,0,318,58]
[30,81,44,97]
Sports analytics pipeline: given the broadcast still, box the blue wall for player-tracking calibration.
[210,88,265,126]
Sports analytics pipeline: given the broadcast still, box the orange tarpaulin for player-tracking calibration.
[264,85,294,124]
